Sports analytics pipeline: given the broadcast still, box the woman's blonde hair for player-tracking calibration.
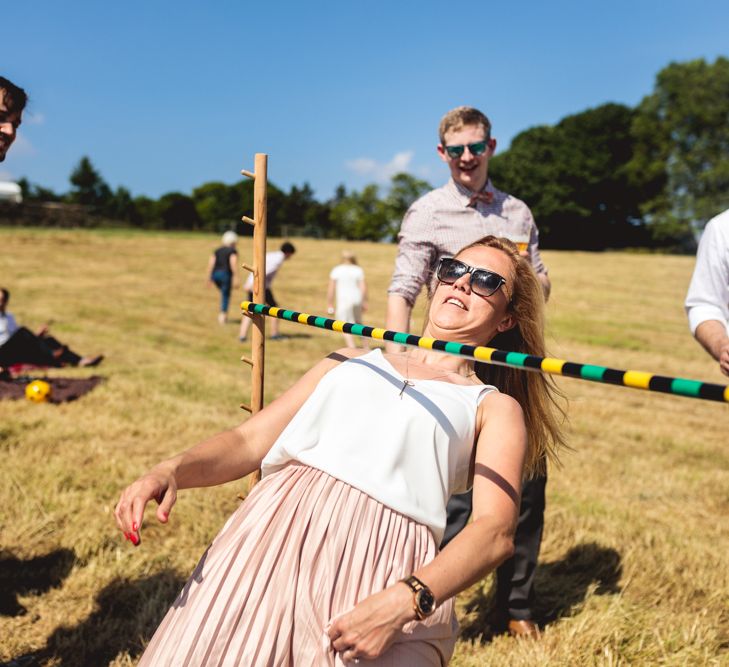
[221,231,238,247]
[451,236,567,477]
[341,250,357,265]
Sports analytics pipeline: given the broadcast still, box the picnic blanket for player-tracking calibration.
[0,376,104,403]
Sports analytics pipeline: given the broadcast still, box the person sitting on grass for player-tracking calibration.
[115,236,565,666]
[0,288,103,375]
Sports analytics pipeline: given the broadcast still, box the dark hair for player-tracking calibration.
[0,77,28,113]
[0,288,9,303]
[280,241,296,255]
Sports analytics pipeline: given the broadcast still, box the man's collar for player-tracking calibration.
[448,178,495,205]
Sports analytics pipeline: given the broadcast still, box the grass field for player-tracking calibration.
[0,228,727,666]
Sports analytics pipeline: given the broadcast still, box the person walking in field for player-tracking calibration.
[239,241,296,342]
[327,250,369,349]
[206,230,239,325]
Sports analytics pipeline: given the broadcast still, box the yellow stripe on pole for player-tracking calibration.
[370,328,386,340]
[419,337,436,349]
[623,370,653,389]
[474,347,495,362]
[269,307,281,317]
[297,313,309,324]
[542,358,566,374]
[332,321,345,332]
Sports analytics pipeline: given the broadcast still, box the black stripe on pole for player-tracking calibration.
[602,368,627,385]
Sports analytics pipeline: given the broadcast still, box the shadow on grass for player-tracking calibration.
[460,541,622,643]
[0,549,75,617]
[3,570,184,667]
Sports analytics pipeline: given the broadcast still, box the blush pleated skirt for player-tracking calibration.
[138,463,458,666]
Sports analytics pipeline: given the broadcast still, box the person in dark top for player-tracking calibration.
[207,231,239,325]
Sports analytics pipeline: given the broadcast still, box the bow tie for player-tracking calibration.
[467,190,494,208]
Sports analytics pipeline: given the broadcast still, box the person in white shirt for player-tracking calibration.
[327,250,369,349]
[239,241,296,342]
[115,236,565,665]
[685,209,729,377]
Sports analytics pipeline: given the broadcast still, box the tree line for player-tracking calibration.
[13,57,729,250]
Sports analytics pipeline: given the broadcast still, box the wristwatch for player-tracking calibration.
[401,575,437,620]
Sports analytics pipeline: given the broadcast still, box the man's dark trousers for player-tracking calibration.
[440,474,547,621]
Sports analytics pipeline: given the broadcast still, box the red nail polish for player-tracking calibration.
[124,532,130,541]
[132,522,138,532]
[130,533,140,546]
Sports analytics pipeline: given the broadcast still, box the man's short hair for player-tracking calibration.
[0,77,28,114]
[438,106,491,145]
[281,241,296,255]
[0,288,9,303]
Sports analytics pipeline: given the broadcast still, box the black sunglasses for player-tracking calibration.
[443,141,488,159]
[436,257,508,298]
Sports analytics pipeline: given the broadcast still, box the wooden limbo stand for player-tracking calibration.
[240,153,268,488]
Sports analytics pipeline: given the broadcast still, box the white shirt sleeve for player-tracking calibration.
[685,213,729,335]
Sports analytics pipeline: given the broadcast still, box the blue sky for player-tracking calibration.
[3,1,728,201]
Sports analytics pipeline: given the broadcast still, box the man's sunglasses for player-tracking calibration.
[436,257,508,298]
[443,141,489,159]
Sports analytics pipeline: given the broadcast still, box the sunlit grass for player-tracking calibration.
[0,228,726,665]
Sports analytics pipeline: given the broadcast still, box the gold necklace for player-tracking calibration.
[398,352,477,398]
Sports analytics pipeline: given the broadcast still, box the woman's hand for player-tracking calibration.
[114,465,178,546]
[327,582,415,662]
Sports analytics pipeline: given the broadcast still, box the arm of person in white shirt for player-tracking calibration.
[694,320,729,376]
[327,391,525,662]
[685,218,729,376]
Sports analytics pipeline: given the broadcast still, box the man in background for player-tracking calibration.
[685,209,729,376]
[0,76,27,162]
[239,241,296,342]
[386,106,550,638]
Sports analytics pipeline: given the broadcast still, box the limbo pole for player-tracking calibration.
[241,301,729,404]
[240,155,269,487]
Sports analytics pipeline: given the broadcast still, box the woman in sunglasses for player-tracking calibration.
[115,236,565,666]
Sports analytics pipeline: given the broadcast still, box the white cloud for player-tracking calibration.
[345,150,414,184]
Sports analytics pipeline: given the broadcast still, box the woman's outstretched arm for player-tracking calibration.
[328,391,526,662]
[114,349,362,545]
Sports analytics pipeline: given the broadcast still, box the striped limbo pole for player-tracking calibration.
[241,301,729,404]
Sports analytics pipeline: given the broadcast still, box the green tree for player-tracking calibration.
[68,156,112,211]
[157,192,202,230]
[330,184,391,241]
[491,104,651,249]
[629,57,729,242]
[384,173,432,240]
[193,180,247,231]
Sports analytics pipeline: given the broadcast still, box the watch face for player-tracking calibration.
[416,588,436,615]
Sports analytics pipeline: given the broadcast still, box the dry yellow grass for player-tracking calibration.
[0,228,726,666]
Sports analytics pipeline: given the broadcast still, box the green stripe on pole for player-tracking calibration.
[581,365,607,381]
[239,301,729,404]
[671,378,702,397]
[505,352,529,367]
